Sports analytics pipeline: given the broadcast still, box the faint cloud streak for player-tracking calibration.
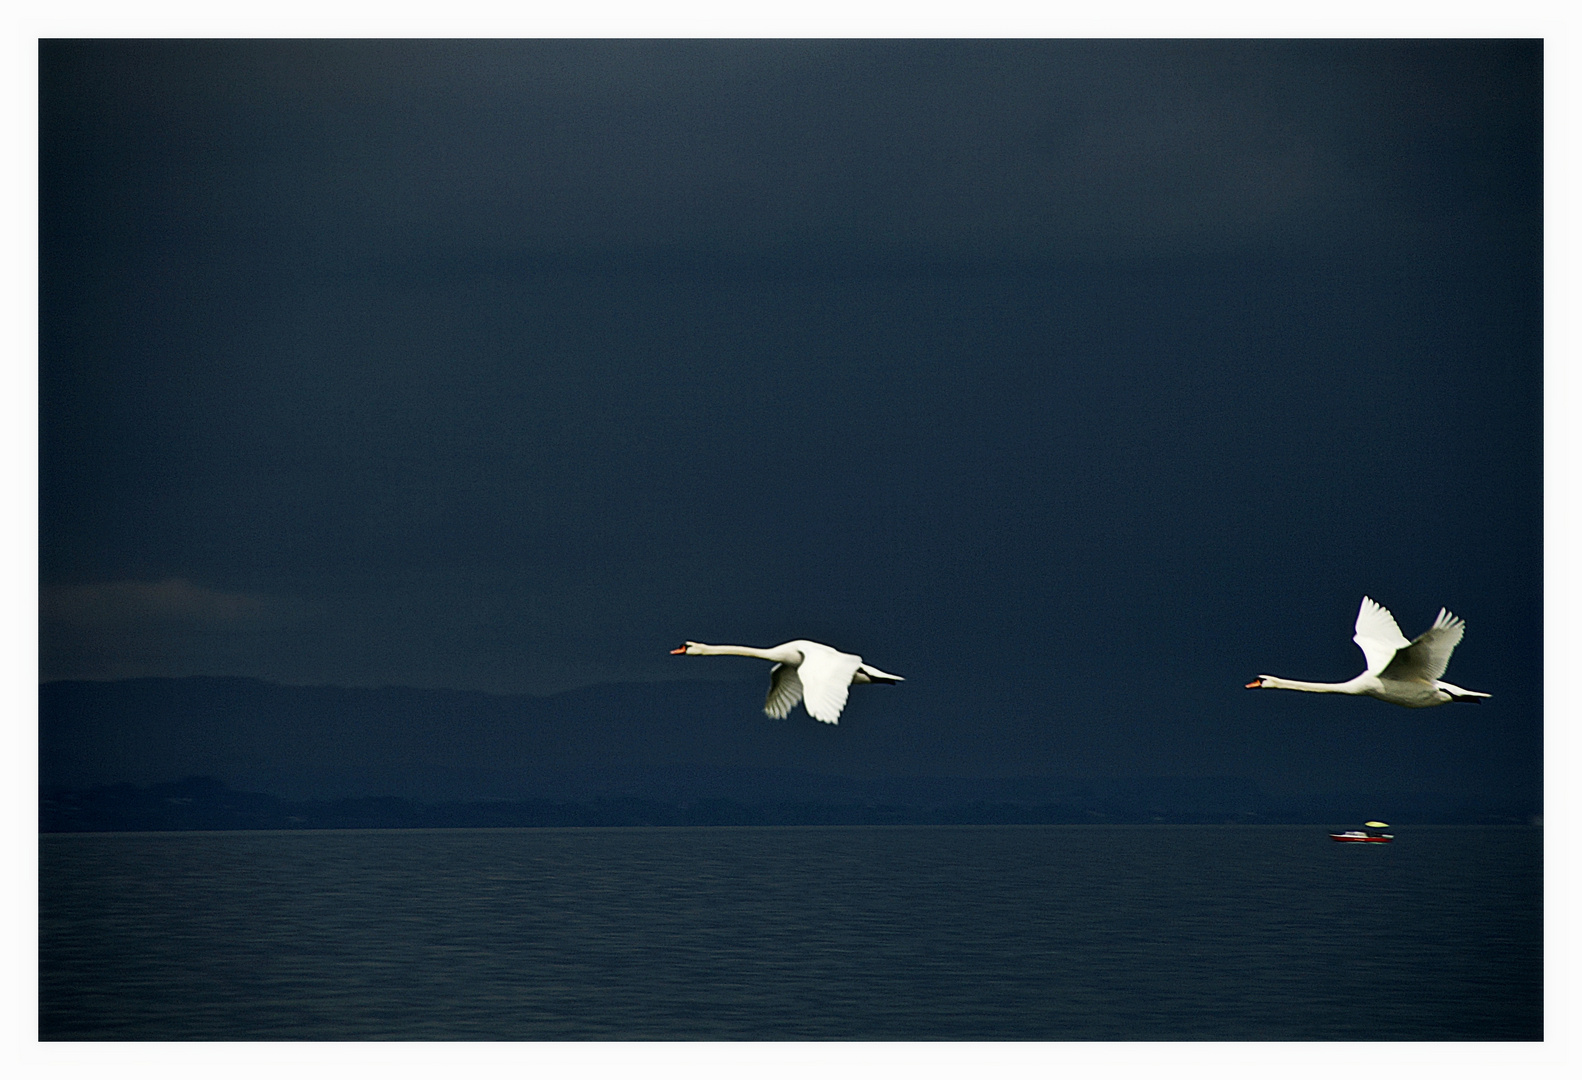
[42,578,269,629]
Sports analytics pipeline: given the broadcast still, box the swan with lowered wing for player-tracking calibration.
[670,639,902,724]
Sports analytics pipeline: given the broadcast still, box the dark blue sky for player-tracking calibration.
[39,41,1541,802]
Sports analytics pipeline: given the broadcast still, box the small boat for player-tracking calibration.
[1330,820,1393,843]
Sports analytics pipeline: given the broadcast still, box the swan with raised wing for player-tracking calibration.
[670,639,903,724]
[1245,596,1489,708]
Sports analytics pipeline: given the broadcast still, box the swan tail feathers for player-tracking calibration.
[1437,679,1490,703]
[855,663,903,684]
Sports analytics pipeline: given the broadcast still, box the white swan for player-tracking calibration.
[669,639,903,723]
[1246,596,1490,708]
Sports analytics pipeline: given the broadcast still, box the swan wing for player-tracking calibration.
[796,647,863,724]
[1380,608,1466,683]
[764,662,804,720]
[1353,596,1411,675]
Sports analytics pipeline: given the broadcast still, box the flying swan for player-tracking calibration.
[1245,596,1490,708]
[669,639,903,724]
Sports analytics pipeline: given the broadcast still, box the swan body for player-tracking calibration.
[669,639,902,724]
[1246,596,1489,708]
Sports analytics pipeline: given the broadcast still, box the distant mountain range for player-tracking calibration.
[39,677,1535,829]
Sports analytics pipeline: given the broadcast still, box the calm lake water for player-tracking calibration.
[39,825,1541,1040]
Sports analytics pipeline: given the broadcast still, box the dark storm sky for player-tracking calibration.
[39,40,1541,798]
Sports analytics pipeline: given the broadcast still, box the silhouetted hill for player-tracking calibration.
[39,677,1537,827]
[41,675,955,802]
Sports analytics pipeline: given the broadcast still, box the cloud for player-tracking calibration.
[42,579,268,629]
[39,579,294,683]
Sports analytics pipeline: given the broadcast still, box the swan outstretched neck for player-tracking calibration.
[1245,597,1489,708]
[670,639,902,723]
[1244,675,1364,694]
[669,642,795,662]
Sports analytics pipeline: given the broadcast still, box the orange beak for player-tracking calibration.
[670,646,687,654]
[1245,679,1262,689]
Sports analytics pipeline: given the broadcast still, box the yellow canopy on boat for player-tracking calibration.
[1364,821,1388,828]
